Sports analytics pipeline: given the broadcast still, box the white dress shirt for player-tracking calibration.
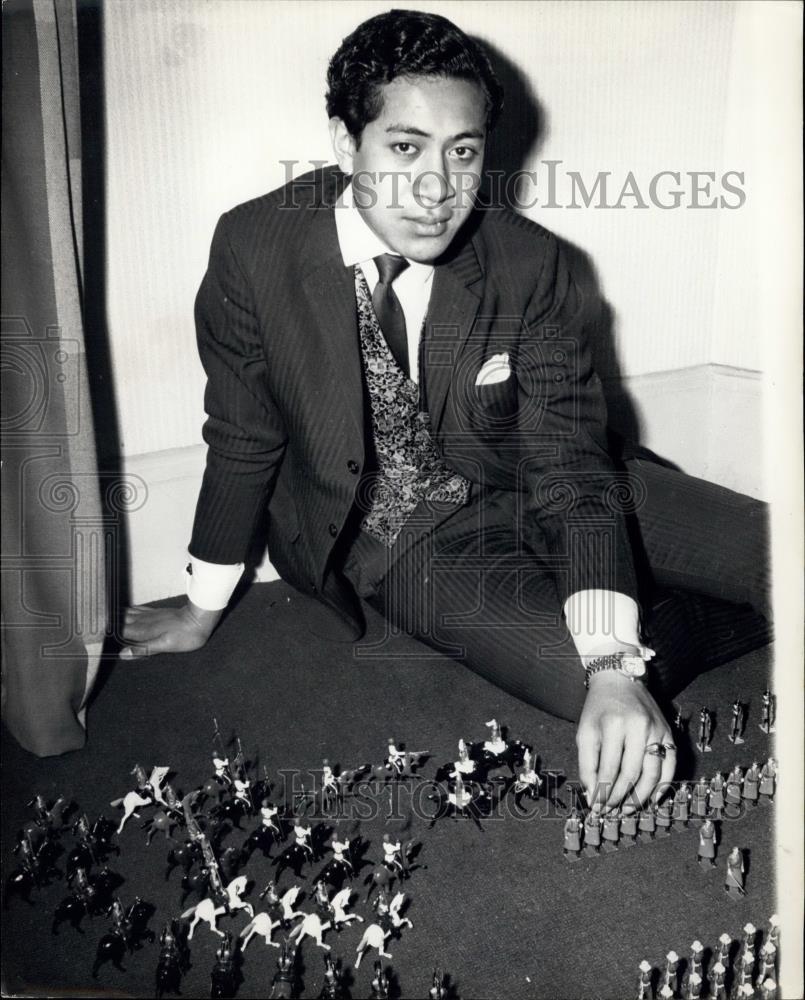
[186,180,645,664]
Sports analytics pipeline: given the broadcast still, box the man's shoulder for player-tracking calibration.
[474,203,557,261]
[217,164,346,241]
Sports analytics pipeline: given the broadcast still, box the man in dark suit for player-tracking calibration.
[122,10,768,815]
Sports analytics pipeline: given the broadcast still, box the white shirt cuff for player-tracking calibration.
[562,589,644,662]
[185,555,244,611]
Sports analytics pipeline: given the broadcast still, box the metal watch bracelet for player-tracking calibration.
[583,652,646,689]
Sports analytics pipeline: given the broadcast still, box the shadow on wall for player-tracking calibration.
[480,37,642,446]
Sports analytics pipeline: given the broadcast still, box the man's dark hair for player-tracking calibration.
[325,9,504,140]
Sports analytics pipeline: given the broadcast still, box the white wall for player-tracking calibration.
[101,1,801,599]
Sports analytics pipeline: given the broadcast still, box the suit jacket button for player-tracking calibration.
[347,460,359,474]
[328,522,338,537]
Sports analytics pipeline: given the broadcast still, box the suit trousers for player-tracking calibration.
[342,457,770,722]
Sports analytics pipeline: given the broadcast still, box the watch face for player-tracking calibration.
[621,656,647,678]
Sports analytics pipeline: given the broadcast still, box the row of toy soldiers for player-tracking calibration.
[688,760,777,822]
[638,916,780,999]
[693,691,775,752]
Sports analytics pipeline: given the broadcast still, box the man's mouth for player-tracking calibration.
[405,215,451,236]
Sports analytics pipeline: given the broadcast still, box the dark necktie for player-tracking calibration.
[372,253,410,378]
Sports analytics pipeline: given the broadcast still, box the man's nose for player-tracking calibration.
[413,160,455,206]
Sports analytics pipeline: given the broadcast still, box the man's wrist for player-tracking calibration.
[184,599,224,634]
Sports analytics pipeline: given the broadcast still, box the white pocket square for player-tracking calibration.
[475,352,511,387]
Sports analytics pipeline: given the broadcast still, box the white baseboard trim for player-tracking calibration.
[122,363,763,603]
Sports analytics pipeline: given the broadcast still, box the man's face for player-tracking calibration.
[331,75,487,262]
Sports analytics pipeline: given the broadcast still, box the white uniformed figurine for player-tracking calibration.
[332,835,351,865]
[662,951,679,997]
[767,913,780,951]
[233,777,251,808]
[213,756,231,783]
[386,739,404,773]
[483,719,506,755]
[451,739,475,777]
[293,822,313,856]
[322,760,339,795]
[688,940,704,980]
[758,942,776,981]
[759,979,776,1000]
[715,933,732,966]
[637,959,652,1000]
[686,971,703,999]
[260,800,280,832]
[381,834,403,874]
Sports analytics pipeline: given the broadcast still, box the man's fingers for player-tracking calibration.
[604,730,644,812]
[652,742,678,803]
[576,729,602,808]
[630,750,664,809]
[590,725,624,811]
[120,630,174,659]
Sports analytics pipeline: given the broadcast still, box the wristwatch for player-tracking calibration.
[584,652,648,689]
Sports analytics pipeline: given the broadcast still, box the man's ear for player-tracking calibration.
[329,117,357,174]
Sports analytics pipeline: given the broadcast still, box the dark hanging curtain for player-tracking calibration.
[2,0,107,755]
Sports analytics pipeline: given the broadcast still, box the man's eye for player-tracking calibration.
[392,142,418,155]
[451,146,478,160]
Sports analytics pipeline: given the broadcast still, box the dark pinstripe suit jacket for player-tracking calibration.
[189,166,638,636]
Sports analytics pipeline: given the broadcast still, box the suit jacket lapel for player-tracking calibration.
[299,202,365,442]
[423,222,485,431]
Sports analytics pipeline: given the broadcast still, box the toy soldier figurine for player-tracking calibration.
[709,960,727,1000]
[696,707,713,752]
[759,980,777,1000]
[759,758,777,800]
[429,968,447,1000]
[637,960,653,1000]
[620,810,638,847]
[483,719,507,756]
[759,689,776,733]
[742,763,760,807]
[563,810,582,862]
[725,847,746,896]
[715,932,732,967]
[758,942,776,982]
[673,706,686,734]
[131,764,151,793]
[709,772,725,817]
[583,810,602,856]
[688,941,704,982]
[661,951,679,998]
[512,747,541,806]
[638,804,656,841]
[736,953,756,994]
[724,766,743,818]
[672,782,691,829]
[686,971,703,999]
[697,819,717,868]
[370,960,390,999]
[767,913,780,952]
[655,797,673,837]
[690,777,709,823]
[452,739,476,778]
[320,953,345,1000]
[729,699,745,744]
[602,812,620,852]
[386,739,405,774]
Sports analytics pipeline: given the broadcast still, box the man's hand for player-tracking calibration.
[576,667,675,816]
[120,600,223,659]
